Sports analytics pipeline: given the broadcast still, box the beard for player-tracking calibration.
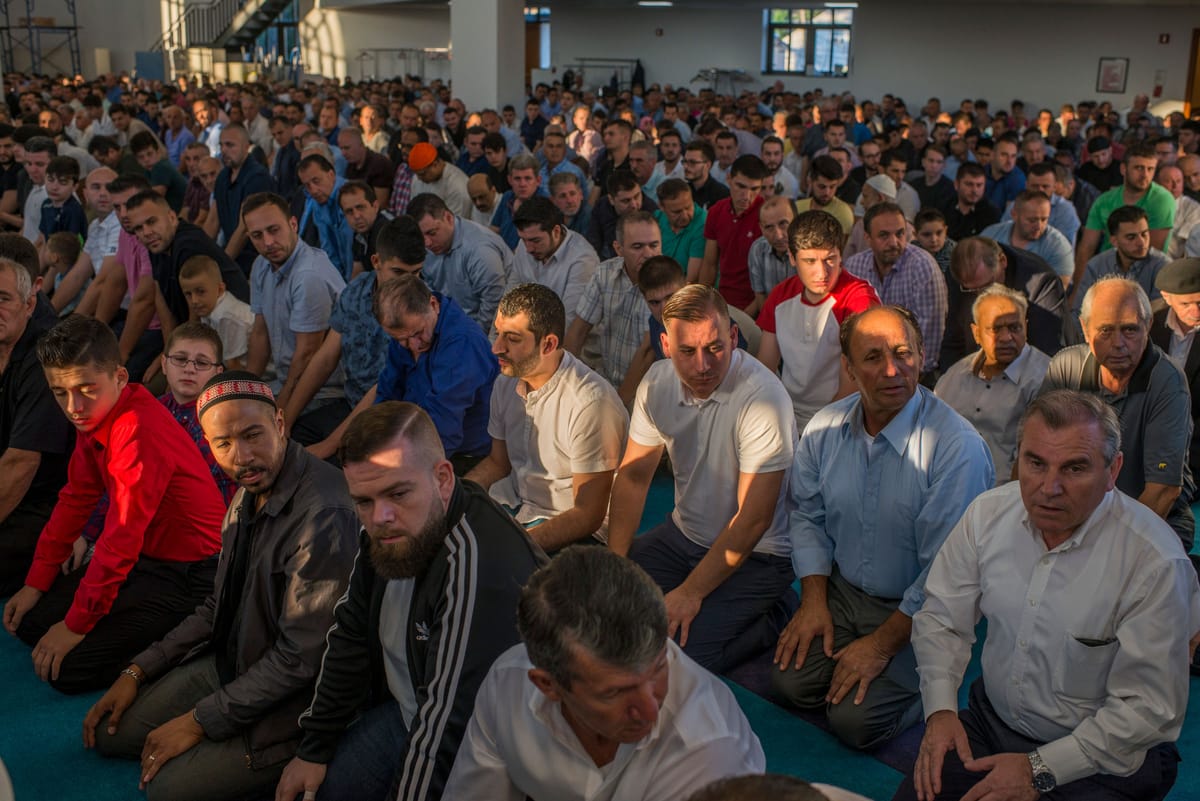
[367,497,447,580]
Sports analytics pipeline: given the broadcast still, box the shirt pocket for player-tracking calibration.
[1053,634,1118,701]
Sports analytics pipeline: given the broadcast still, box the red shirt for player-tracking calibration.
[26,383,225,634]
[703,194,765,310]
[757,270,879,334]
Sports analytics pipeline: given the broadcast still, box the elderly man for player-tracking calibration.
[407,193,508,332]
[1157,164,1200,259]
[757,210,879,434]
[274,402,544,801]
[936,285,1052,482]
[408,142,471,219]
[981,191,1074,281]
[896,390,1199,801]
[1072,206,1170,317]
[772,306,993,750]
[609,284,798,674]
[0,258,73,596]
[941,236,1065,368]
[468,172,500,227]
[467,285,628,551]
[747,195,797,317]
[443,547,765,801]
[1152,257,1200,483]
[844,203,948,376]
[84,371,359,801]
[565,211,662,388]
[1043,276,1195,550]
[507,196,600,328]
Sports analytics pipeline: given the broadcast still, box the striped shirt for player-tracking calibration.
[574,256,651,385]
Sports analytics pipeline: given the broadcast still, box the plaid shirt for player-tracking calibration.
[575,257,650,386]
[844,244,948,371]
[387,163,415,216]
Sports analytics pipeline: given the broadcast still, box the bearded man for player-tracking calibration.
[273,401,546,801]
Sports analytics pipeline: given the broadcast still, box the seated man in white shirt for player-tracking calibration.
[466,284,628,552]
[443,546,766,801]
[935,285,1051,483]
[608,284,798,673]
[897,390,1200,801]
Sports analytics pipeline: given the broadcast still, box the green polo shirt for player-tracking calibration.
[1084,182,1176,252]
[655,204,707,271]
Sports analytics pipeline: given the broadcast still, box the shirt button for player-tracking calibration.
[1019,640,1028,648]
[1029,599,1037,607]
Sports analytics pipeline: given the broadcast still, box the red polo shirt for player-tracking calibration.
[25,383,225,634]
[703,194,765,310]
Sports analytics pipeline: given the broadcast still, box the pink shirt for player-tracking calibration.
[117,228,160,330]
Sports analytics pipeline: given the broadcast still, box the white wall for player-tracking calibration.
[551,2,1197,111]
[299,3,450,80]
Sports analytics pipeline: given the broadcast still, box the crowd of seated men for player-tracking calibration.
[0,69,1198,801]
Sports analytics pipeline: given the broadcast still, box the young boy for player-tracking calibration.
[158,321,237,504]
[130,130,187,213]
[38,156,87,248]
[914,207,956,275]
[42,231,83,313]
[1,315,225,693]
[178,255,253,370]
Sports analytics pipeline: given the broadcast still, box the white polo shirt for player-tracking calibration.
[488,351,628,527]
[442,640,765,801]
[630,348,796,556]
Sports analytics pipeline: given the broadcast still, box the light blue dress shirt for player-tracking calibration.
[789,386,994,616]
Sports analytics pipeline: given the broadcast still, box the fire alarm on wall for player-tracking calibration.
[655,27,664,37]
[1159,34,1170,44]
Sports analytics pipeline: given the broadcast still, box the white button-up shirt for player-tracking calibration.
[915,483,1200,785]
[442,640,765,801]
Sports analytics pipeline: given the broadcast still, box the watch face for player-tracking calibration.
[1033,772,1056,792]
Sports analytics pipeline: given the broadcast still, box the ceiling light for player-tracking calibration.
[638,1,674,6]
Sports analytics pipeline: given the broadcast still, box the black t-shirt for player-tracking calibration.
[593,152,630,199]
[941,197,1000,241]
[152,220,250,326]
[836,177,862,205]
[352,210,394,267]
[1076,161,1123,193]
[346,150,395,193]
[909,175,956,213]
[690,177,730,210]
[0,319,73,507]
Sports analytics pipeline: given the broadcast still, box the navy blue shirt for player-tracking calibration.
[39,195,87,240]
[214,156,275,269]
[374,293,497,457]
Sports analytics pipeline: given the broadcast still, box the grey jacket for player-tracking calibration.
[132,440,359,769]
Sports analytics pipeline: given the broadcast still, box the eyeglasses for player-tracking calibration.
[166,354,219,371]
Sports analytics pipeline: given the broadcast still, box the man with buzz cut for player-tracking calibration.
[467,284,628,552]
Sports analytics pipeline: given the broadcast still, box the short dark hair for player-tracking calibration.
[655,178,692,203]
[685,139,715,164]
[729,154,769,181]
[513,195,564,234]
[914,207,947,229]
[956,161,987,181]
[606,170,639,196]
[107,174,153,195]
[46,156,80,183]
[407,192,451,222]
[338,179,377,205]
[1124,142,1157,164]
[881,148,908,169]
[808,154,843,182]
[37,314,122,373]
[23,136,56,157]
[497,283,565,343]
[863,201,906,234]
[87,135,120,156]
[374,215,426,265]
[685,774,830,801]
[129,131,160,154]
[0,233,40,285]
[482,132,507,153]
[788,209,845,254]
[239,191,291,221]
[1106,204,1148,236]
[637,255,686,294]
[339,400,445,467]
[165,320,224,364]
[125,188,171,214]
[1027,162,1056,179]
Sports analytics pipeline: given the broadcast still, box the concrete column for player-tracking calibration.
[450,0,524,112]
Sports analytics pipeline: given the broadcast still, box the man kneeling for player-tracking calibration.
[443,546,765,800]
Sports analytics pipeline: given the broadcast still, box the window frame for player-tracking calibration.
[763,7,855,78]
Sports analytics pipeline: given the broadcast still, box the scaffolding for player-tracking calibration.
[0,0,81,76]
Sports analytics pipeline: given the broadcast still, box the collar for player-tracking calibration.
[519,350,571,401]
[235,439,309,521]
[678,349,744,407]
[1166,308,1197,340]
[971,343,1034,381]
[1081,343,1160,397]
[731,193,765,222]
[271,239,308,280]
[845,386,924,456]
[1022,486,1114,552]
[88,382,142,450]
[448,215,467,254]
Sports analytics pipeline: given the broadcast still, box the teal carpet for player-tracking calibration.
[0,478,1197,800]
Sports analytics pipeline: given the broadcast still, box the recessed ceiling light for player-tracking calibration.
[638,1,674,6]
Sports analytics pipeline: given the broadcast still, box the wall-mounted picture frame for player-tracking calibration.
[1096,57,1128,94]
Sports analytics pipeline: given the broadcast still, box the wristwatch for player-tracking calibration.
[1027,749,1057,793]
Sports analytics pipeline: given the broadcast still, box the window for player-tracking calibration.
[764,6,854,76]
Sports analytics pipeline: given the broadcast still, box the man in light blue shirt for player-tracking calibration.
[981,191,1075,280]
[1000,163,1080,244]
[771,306,994,750]
[408,193,510,331]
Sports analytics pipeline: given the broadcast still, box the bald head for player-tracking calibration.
[84,167,118,213]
